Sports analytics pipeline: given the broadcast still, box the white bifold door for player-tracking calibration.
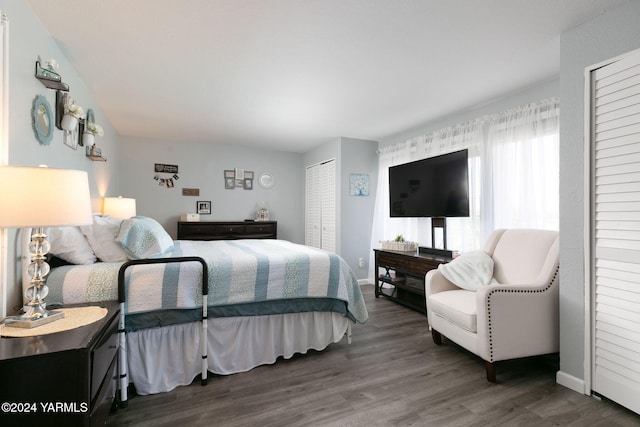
[305,159,336,252]
[586,47,640,415]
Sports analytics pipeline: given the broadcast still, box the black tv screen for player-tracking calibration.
[389,149,469,218]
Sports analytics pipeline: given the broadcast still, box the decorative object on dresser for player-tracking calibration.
[0,166,93,328]
[0,301,120,425]
[177,220,277,240]
[374,248,451,313]
[425,229,559,382]
[256,201,269,221]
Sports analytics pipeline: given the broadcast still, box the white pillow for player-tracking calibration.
[116,216,174,259]
[438,250,494,291]
[47,226,97,265]
[80,215,128,262]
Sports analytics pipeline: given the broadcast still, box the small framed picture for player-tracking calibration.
[350,173,369,196]
[63,126,78,150]
[197,201,211,215]
[244,178,253,190]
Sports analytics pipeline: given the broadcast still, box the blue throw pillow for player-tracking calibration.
[116,216,174,259]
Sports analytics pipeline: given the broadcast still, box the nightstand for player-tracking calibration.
[0,300,120,426]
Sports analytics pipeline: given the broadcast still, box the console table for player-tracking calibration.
[374,249,451,313]
[177,221,277,240]
[0,301,119,426]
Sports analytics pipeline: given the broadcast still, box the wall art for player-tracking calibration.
[224,168,254,190]
[350,173,369,196]
[197,201,211,214]
[153,163,179,188]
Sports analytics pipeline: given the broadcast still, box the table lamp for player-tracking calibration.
[0,166,93,328]
[102,196,136,219]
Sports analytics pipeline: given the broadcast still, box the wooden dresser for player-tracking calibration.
[177,221,277,240]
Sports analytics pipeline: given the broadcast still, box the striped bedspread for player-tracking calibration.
[47,239,368,328]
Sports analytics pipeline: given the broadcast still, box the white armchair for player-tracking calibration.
[425,229,559,382]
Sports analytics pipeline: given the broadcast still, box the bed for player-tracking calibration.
[37,215,368,403]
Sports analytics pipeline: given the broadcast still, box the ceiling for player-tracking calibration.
[27,0,627,153]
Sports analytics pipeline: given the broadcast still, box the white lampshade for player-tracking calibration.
[103,196,136,219]
[0,166,93,228]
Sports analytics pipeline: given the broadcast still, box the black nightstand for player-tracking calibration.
[0,300,120,426]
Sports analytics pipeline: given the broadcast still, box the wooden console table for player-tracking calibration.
[374,249,451,313]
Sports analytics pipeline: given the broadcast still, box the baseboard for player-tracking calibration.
[556,370,587,394]
[358,279,372,286]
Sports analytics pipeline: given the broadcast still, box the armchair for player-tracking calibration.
[425,229,559,382]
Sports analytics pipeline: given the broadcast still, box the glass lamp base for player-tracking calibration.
[4,309,64,329]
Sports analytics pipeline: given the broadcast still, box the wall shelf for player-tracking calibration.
[86,146,107,162]
[34,61,69,91]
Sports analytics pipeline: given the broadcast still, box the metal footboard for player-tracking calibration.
[116,256,208,408]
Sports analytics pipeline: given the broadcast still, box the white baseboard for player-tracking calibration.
[556,370,587,395]
[358,279,372,286]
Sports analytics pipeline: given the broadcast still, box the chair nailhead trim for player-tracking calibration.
[486,265,559,361]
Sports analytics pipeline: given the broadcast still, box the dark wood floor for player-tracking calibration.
[107,285,640,426]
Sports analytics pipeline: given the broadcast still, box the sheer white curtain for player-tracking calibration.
[368,120,484,279]
[486,98,560,230]
[369,97,560,282]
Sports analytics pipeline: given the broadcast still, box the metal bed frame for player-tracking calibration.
[117,256,208,407]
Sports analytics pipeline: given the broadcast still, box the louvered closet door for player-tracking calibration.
[320,160,336,252]
[305,159,336,251]
[305,164,322,248]
[589,48,640,414]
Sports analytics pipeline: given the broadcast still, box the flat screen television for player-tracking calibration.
[389,149,469,218]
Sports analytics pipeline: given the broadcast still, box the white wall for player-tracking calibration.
[558,0,640,388]
[118,136,304,242]
[340,137,378,280]
[0,1,121,315]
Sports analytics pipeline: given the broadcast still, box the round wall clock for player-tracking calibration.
[259,172,275,189]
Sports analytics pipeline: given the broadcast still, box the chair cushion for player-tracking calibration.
[429,290,477,333]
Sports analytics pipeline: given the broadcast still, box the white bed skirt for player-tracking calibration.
[126,311,351,395]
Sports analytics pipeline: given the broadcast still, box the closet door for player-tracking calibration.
[320,159,336,252]
[305,159,336,251]
[588,48,640,414]
[305,164,321,248]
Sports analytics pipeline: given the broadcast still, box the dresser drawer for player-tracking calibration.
[91,311,118,403]
[246,223,275,234]
[178,223,215,236]
[215,224,246,235]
